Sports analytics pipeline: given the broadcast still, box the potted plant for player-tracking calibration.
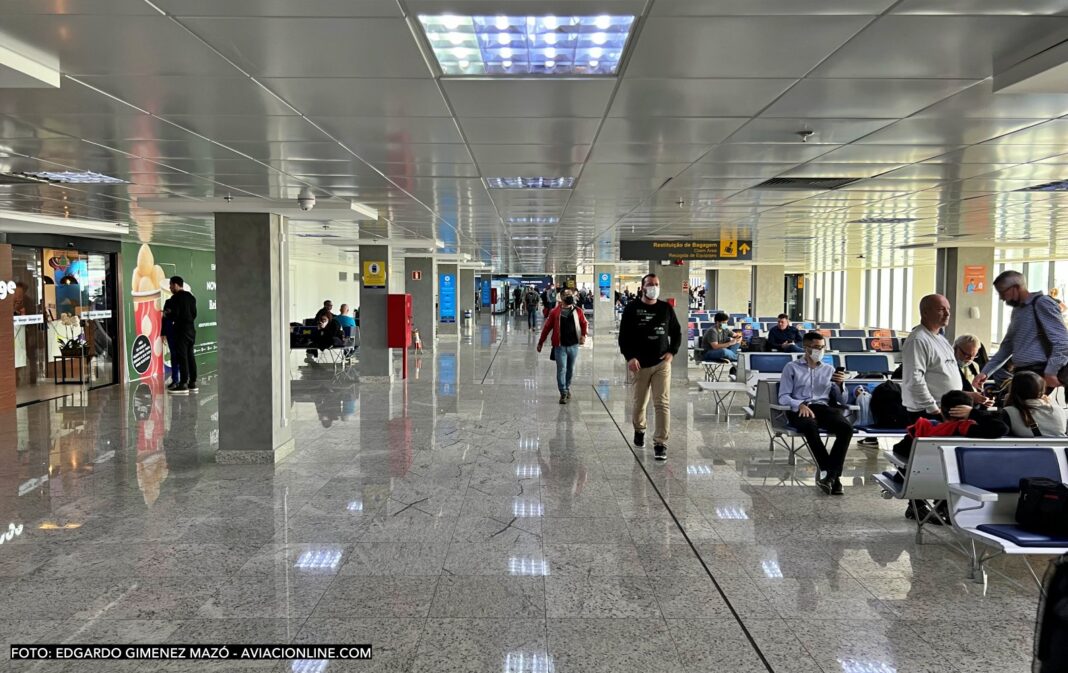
[55,314,87,357]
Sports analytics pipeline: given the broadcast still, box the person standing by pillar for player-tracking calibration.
[164,276,198,394]
[618,273,681,461]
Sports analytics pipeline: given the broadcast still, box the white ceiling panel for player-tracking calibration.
[261,78,451,117]
[891,1,1068,15]
[313,116,464,145]
[696,143,834,164]
[763,79,977,118]
[854,118,1042,145]
[597,118,746,145]
[813,144,966,165]
[155,0,402,16]
[589,143,713,164]
[915,80,1068,119]
[728,118,897,144]
[0,15,228,76]
[627,16,869,78]
[811,16,1068,79]
[651,0,894,15]
[74,75,300,116]
[444,80,616,118]
[468,144,589,165]
[611,79,795,118]
[184,18,429,78]
[459,118,601,145]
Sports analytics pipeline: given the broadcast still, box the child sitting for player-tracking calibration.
[1002,370,1068,438]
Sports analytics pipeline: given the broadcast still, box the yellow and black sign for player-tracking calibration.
[362,260,387,288]
[619,239,754,261]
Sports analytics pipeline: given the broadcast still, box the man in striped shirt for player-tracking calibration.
[977,270,1068,390]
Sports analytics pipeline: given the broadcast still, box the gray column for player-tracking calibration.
[214,212,293,464]
[438,262,459,339]
[715,268,752,314]
[938,247,995,345]
[752,265,786,318]
[359,244,392,381]
[407,256,435,352]
[459,267,475,329]
[705,270,716,310]
[650,261,688,380]
[592,264,617,379]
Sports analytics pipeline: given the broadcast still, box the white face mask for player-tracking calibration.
[806,347,825,362]
[644,285,660,301]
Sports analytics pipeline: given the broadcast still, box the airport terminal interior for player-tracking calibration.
[5,1,1068,672]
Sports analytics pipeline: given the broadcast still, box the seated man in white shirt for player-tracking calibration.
[778,332,851,496]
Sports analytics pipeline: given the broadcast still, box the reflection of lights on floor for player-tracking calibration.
[714,506,749,520]
[291,660,329,673]
[346,500,364,512]
[686,464,713,476]
[37,522,79,531]
[508,556,550,576]
[512,499,544,517]
[294,549,343,571]
[518,437,540,451]
[838,658,896,673]
[516,464,541,479]
[504,651,554,673]
[761,560,783,578]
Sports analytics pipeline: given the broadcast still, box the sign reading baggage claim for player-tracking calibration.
[619,239,753,261]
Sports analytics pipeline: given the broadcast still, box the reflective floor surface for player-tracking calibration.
[0,313,1042,672]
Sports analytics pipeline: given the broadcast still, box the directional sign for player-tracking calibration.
[619,240,753,261]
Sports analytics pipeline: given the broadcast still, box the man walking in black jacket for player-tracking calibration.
[163,275,198,394]
[618,273,682,461]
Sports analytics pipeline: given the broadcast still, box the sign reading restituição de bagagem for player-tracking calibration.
[619,239,753,261]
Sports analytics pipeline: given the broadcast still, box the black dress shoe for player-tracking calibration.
[831,477,844,496]
[633,431,645,447]
[816,475,833,495]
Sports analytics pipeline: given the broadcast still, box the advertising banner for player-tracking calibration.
[439,273,456,323]
[122,243,217,383]
[598,272,612,302]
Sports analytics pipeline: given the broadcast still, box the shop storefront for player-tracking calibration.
[5,236,120,406]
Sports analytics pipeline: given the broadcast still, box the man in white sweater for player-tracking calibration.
[901,294,986,420]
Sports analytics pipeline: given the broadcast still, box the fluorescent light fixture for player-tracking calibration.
[714,506,749,520]
[508,216,559,225]
[849,217,918,224]
[514,236,552,241]
[346,500,364,512]
[487,177,575,189]
[686,464,713,476]
[418,14,635,76]
[349,200,379,220]
[19,170,125,184]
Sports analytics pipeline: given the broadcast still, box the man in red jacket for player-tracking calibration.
[537,289,588,404]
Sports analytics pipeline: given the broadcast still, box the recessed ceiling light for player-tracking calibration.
[508,216,559,225]
[19,170,126,184]
[417,14,636,76]
[487,177,575,189]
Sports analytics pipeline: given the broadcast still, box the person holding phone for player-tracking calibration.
[699,312,742,362]
[778,332,852,495]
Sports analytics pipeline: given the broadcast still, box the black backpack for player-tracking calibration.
[870,380,909,429]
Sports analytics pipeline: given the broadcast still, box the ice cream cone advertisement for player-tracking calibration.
[129,244,168,380]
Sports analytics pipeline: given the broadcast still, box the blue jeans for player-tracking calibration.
[702,345,739,362]
[778,343,803,353]
[527,309,536,329]
[554,345,579,393]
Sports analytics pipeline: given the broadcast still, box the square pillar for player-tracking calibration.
[938,247,994,345]
[407,256,435,352]
[714,269,751,314]
[438,262,459,339]
[459,267,475,327]
[752,264,785,319]
[359,244,392,381]
[214,213,293,464]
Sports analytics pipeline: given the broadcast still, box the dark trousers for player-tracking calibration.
[786,404,853,477]
[172,331,197,386]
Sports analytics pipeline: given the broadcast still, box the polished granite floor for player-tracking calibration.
[0,313,1043,672]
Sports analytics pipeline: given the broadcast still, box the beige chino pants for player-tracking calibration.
[631,360,671,445]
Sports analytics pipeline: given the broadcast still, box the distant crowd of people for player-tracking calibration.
[304,299,358,363]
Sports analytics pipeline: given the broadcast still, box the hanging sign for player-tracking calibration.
[619,240,753,261]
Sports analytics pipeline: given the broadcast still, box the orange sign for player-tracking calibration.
[963,265,986,294]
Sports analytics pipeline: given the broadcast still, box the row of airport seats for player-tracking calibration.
[874,438,1068,585]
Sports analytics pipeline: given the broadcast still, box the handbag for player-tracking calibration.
[1030,298,1068,387]
[549,347,556,361]
[1015,477,1068,536]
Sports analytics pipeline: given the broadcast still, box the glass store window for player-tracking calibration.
[11,245,118,406]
